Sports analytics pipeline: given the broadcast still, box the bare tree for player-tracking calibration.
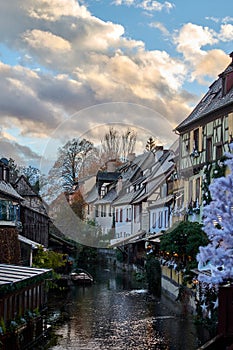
[101,126,137,163]
[101,127,120,161]
[121,128,137,162]
[61,138,94,191]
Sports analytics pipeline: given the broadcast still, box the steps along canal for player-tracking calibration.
[46,268,201,350]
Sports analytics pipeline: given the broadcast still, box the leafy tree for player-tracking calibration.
[160,221,208,269]
[197,146,233,285]
[33,246,66,289]
[33,245,65,271]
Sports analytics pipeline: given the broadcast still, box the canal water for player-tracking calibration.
[46,268,200,350]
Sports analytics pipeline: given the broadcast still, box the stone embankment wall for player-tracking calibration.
[161,265,197,313]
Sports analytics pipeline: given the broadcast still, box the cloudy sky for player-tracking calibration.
[0,0,232,170]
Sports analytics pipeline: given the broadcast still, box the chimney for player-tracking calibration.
[230,51,233,65]
[127,153,136,162]
[106,159,117,172]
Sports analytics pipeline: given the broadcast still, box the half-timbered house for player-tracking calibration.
[175,52,233,221]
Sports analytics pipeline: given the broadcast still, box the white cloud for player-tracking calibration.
[205,16,220,23]
[149,22,169,36]
[113,0,174,11]
[219,24,233,42]
[222,16,233,24]
[22,30,71,53]
[26,0,90,21]
[1,0,227,166]
[205,16,233,24]
[174,23,218,60]
[139,1,174,11]
[173,23,231,84]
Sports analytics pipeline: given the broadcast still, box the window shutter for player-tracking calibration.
[198,127,202,152]
[189,130,194,153]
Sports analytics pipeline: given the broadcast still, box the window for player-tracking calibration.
[101,187,106,198]
[216,144,222,160]
[193,129,199,150]
[158,211,163,228]
[164,210,169,228]
[95,205,99,217]
[101,205,106,217]
[152,212,156,229]
[126,208,131,222]
[195,178,201,204]
[109,206,112,217]
[206,137,212,162]
[119,209,123,222]
[115,209,118,222]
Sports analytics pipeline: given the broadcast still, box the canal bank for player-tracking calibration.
[45,267,202,350]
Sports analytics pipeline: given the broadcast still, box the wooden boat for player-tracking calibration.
[70,269,94,285]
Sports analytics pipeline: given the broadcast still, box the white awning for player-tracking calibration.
[18,234,42,249]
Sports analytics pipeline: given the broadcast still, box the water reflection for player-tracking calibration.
[47,269,199,350]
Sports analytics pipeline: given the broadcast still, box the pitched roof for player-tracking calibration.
[112,187,143,206]
[176,54,233,132]
[95,188,118,204]
[14,175,38,196]
[131,151,174,204]
[0,181,23,201]
[85,184,98,203]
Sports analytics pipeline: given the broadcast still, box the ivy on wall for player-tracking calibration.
[0,227,20,265]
